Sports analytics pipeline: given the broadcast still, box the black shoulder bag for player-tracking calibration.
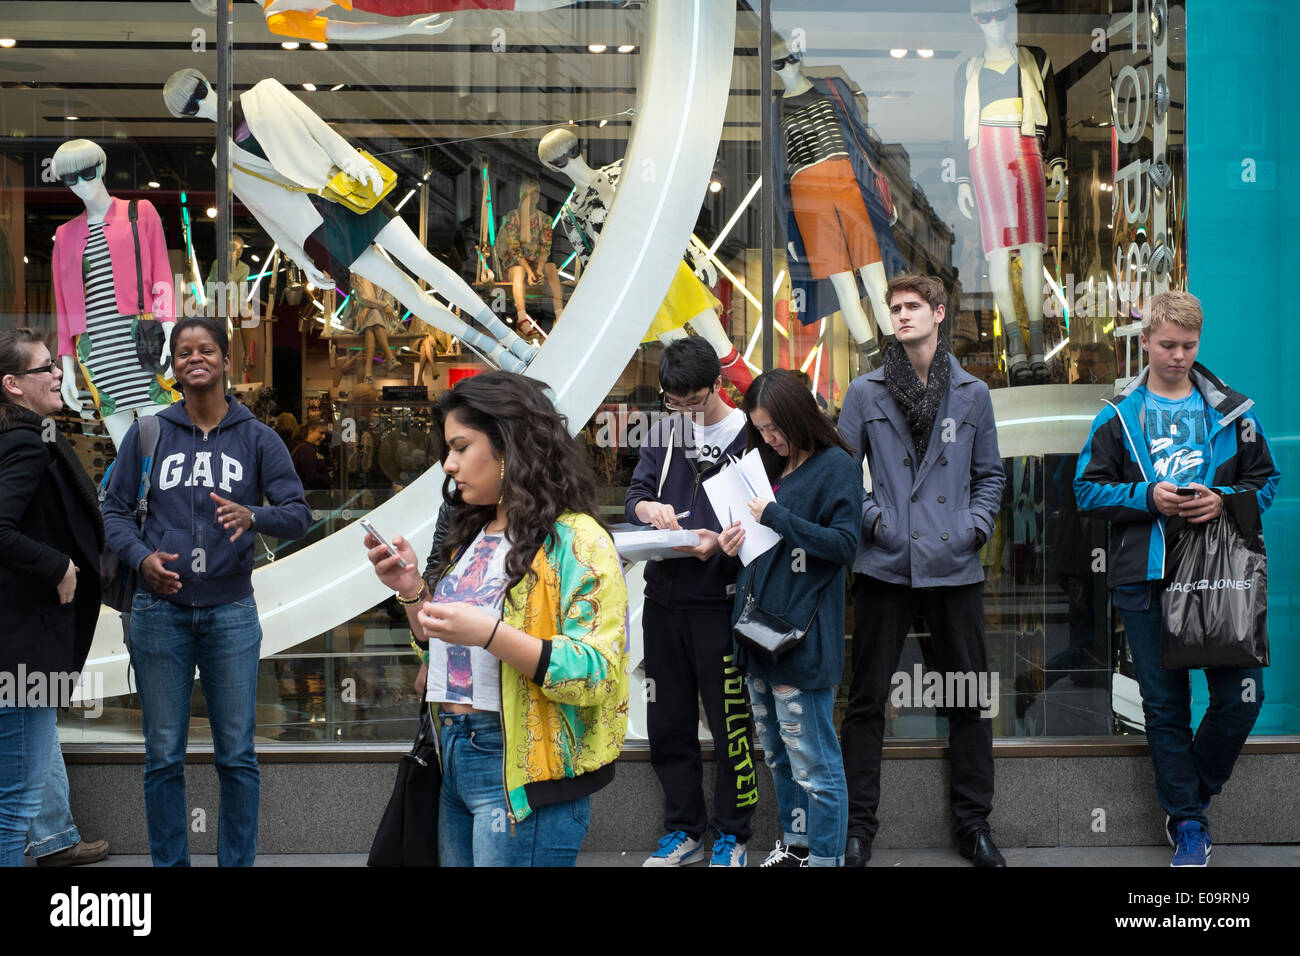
[127,200,168,376]
[368,702,442,867]
[733,542,827,664]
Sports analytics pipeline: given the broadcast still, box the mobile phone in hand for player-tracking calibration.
[359,518,408,569]
[1175,486,1197,497]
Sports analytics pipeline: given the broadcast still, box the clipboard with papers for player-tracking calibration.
[702,449,781,566]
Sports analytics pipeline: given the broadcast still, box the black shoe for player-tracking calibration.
[1009,362,1034,387]
[844,836,871,867]
[958,831,1006,867]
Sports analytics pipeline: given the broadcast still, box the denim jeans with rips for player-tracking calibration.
[1119,587,1263,828]
[438,711,590,867]
[129,589,262,867]
[747,678,847,866]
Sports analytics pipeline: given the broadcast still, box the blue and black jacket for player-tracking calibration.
[1074,362,1281,588]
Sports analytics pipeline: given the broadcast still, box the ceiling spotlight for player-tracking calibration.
[598,118,608,128]
[708,179,722,194]
[64,115,78,121]
[310,41,328,50]
[568,119,577,126]
[0,39,16,49]
[588,43,607,53]
[917,48,934,58]
[617,44,635,53]
[889,49,908,58]
[250,254,260,262]
[206,206,217,218]
[330,83,344,91]
[281,41,300,50]
[302,82,317,91]
[147,180,160,188]
[22,255,28,263]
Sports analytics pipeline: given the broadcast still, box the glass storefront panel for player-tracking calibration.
[0,1,1292,748]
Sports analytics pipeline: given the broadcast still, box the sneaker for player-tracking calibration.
[1165,802,1212,846]
[642,831,706,867]
[759,841,809,868]
[709,833,747,868]
[1170,820,1212,867]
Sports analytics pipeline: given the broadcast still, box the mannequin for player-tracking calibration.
[190,1,584,43]
[350,274,401,381]
[494,178,563,338]
[51,140,175,449]
[163,69,537,373]
[770,45,904,371]
[538,129,754,393]
[954,0,1065,385]
[206,235,255,371]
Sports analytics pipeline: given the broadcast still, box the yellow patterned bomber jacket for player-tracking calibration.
[495,511,629,822]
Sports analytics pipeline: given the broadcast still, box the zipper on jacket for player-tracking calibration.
[1111,397,1167,579]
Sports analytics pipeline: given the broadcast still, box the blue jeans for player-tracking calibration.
[129,590,262,867]
[438,712,590,866]
[1120,599,1263,828]
[0,706,57,867]
[748,678,847,866]
[26,731,81,858]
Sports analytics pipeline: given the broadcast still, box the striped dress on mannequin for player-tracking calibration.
[76,222,156,416]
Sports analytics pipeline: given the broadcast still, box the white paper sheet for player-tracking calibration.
[702,449,781,565]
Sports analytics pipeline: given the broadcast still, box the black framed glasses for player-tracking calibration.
[58,162,101,187]
[10,363,57,377]
[546,141,583,170]
[181,78,209,117]
[973,6,1014,24]
[661,388,713,413]
[772,53,800,71]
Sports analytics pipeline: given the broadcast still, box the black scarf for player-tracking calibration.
[882,337,951,462]
[0,403,105,551]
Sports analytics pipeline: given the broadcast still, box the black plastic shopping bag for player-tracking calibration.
[1160,514,1268,669]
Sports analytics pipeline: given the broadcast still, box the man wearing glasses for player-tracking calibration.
[624,336,756,867]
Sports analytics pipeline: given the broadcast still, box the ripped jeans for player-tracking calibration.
[747,679,846,866]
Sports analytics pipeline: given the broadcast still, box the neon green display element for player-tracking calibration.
[482,167,496,246]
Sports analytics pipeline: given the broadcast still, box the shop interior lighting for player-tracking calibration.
[890,49,908,58]
[0,39,17,49]
[206,206,218,218]
[281,41,299,50]
[552,188,577,226]
[917,48,934,58]
[707,176,762,259]
[598,119,608,127]
[65,115,78,121]
[1044,336,1070,362]
[588,44,607,53]
[1042,267,1070,329]
[393,188,416,212]
[708,179,722,193]
[742,271,791,369]
[147,180,160,188]
[22,255,28,264]
[244,244,278,305]
[617,44,636,53]
[250,254,259,262]
[302,82,317,91]
[330,84,345,91]
[310,41,328,50]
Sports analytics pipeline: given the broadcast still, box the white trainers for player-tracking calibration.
[759,841,809,868]
[642,830,706,867]
[709,833,747,867]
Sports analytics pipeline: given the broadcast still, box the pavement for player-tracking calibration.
[40,844,1300,867]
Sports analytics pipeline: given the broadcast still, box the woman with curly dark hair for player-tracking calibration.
[364,371,629,867]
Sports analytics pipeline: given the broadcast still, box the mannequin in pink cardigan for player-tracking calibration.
[51,139,177,449]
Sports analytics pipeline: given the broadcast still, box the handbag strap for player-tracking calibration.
[128,199,144,315]
[232,161,325,197]
[745,539,831,633]
[826,82,888,180]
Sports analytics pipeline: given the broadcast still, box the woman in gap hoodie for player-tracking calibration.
[103,317,310,867]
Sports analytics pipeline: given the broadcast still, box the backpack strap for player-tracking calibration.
[134,414,161,523]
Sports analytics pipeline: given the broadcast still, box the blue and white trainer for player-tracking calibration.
[1170,820,1212,867]
[709,833,747,868]
[643,830,706,867]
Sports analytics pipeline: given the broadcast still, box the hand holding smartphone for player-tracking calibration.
[360,518,408,569]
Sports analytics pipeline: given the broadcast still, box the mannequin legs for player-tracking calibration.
[363,326,399,377]
[350,248,532,374]
[829,270,883,370]
[103,403,162,450]
[988,245,1047,385]
[682,308,753,392]
[373,218,537,366]
[857,261,894,338]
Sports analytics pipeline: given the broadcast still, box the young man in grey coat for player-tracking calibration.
[836,274,1006,867]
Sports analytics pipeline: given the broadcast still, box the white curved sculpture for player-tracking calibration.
[77,0,738,703]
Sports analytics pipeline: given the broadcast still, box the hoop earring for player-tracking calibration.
[497,459,506,506]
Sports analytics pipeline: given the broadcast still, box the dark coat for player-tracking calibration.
[0,405,105,682]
